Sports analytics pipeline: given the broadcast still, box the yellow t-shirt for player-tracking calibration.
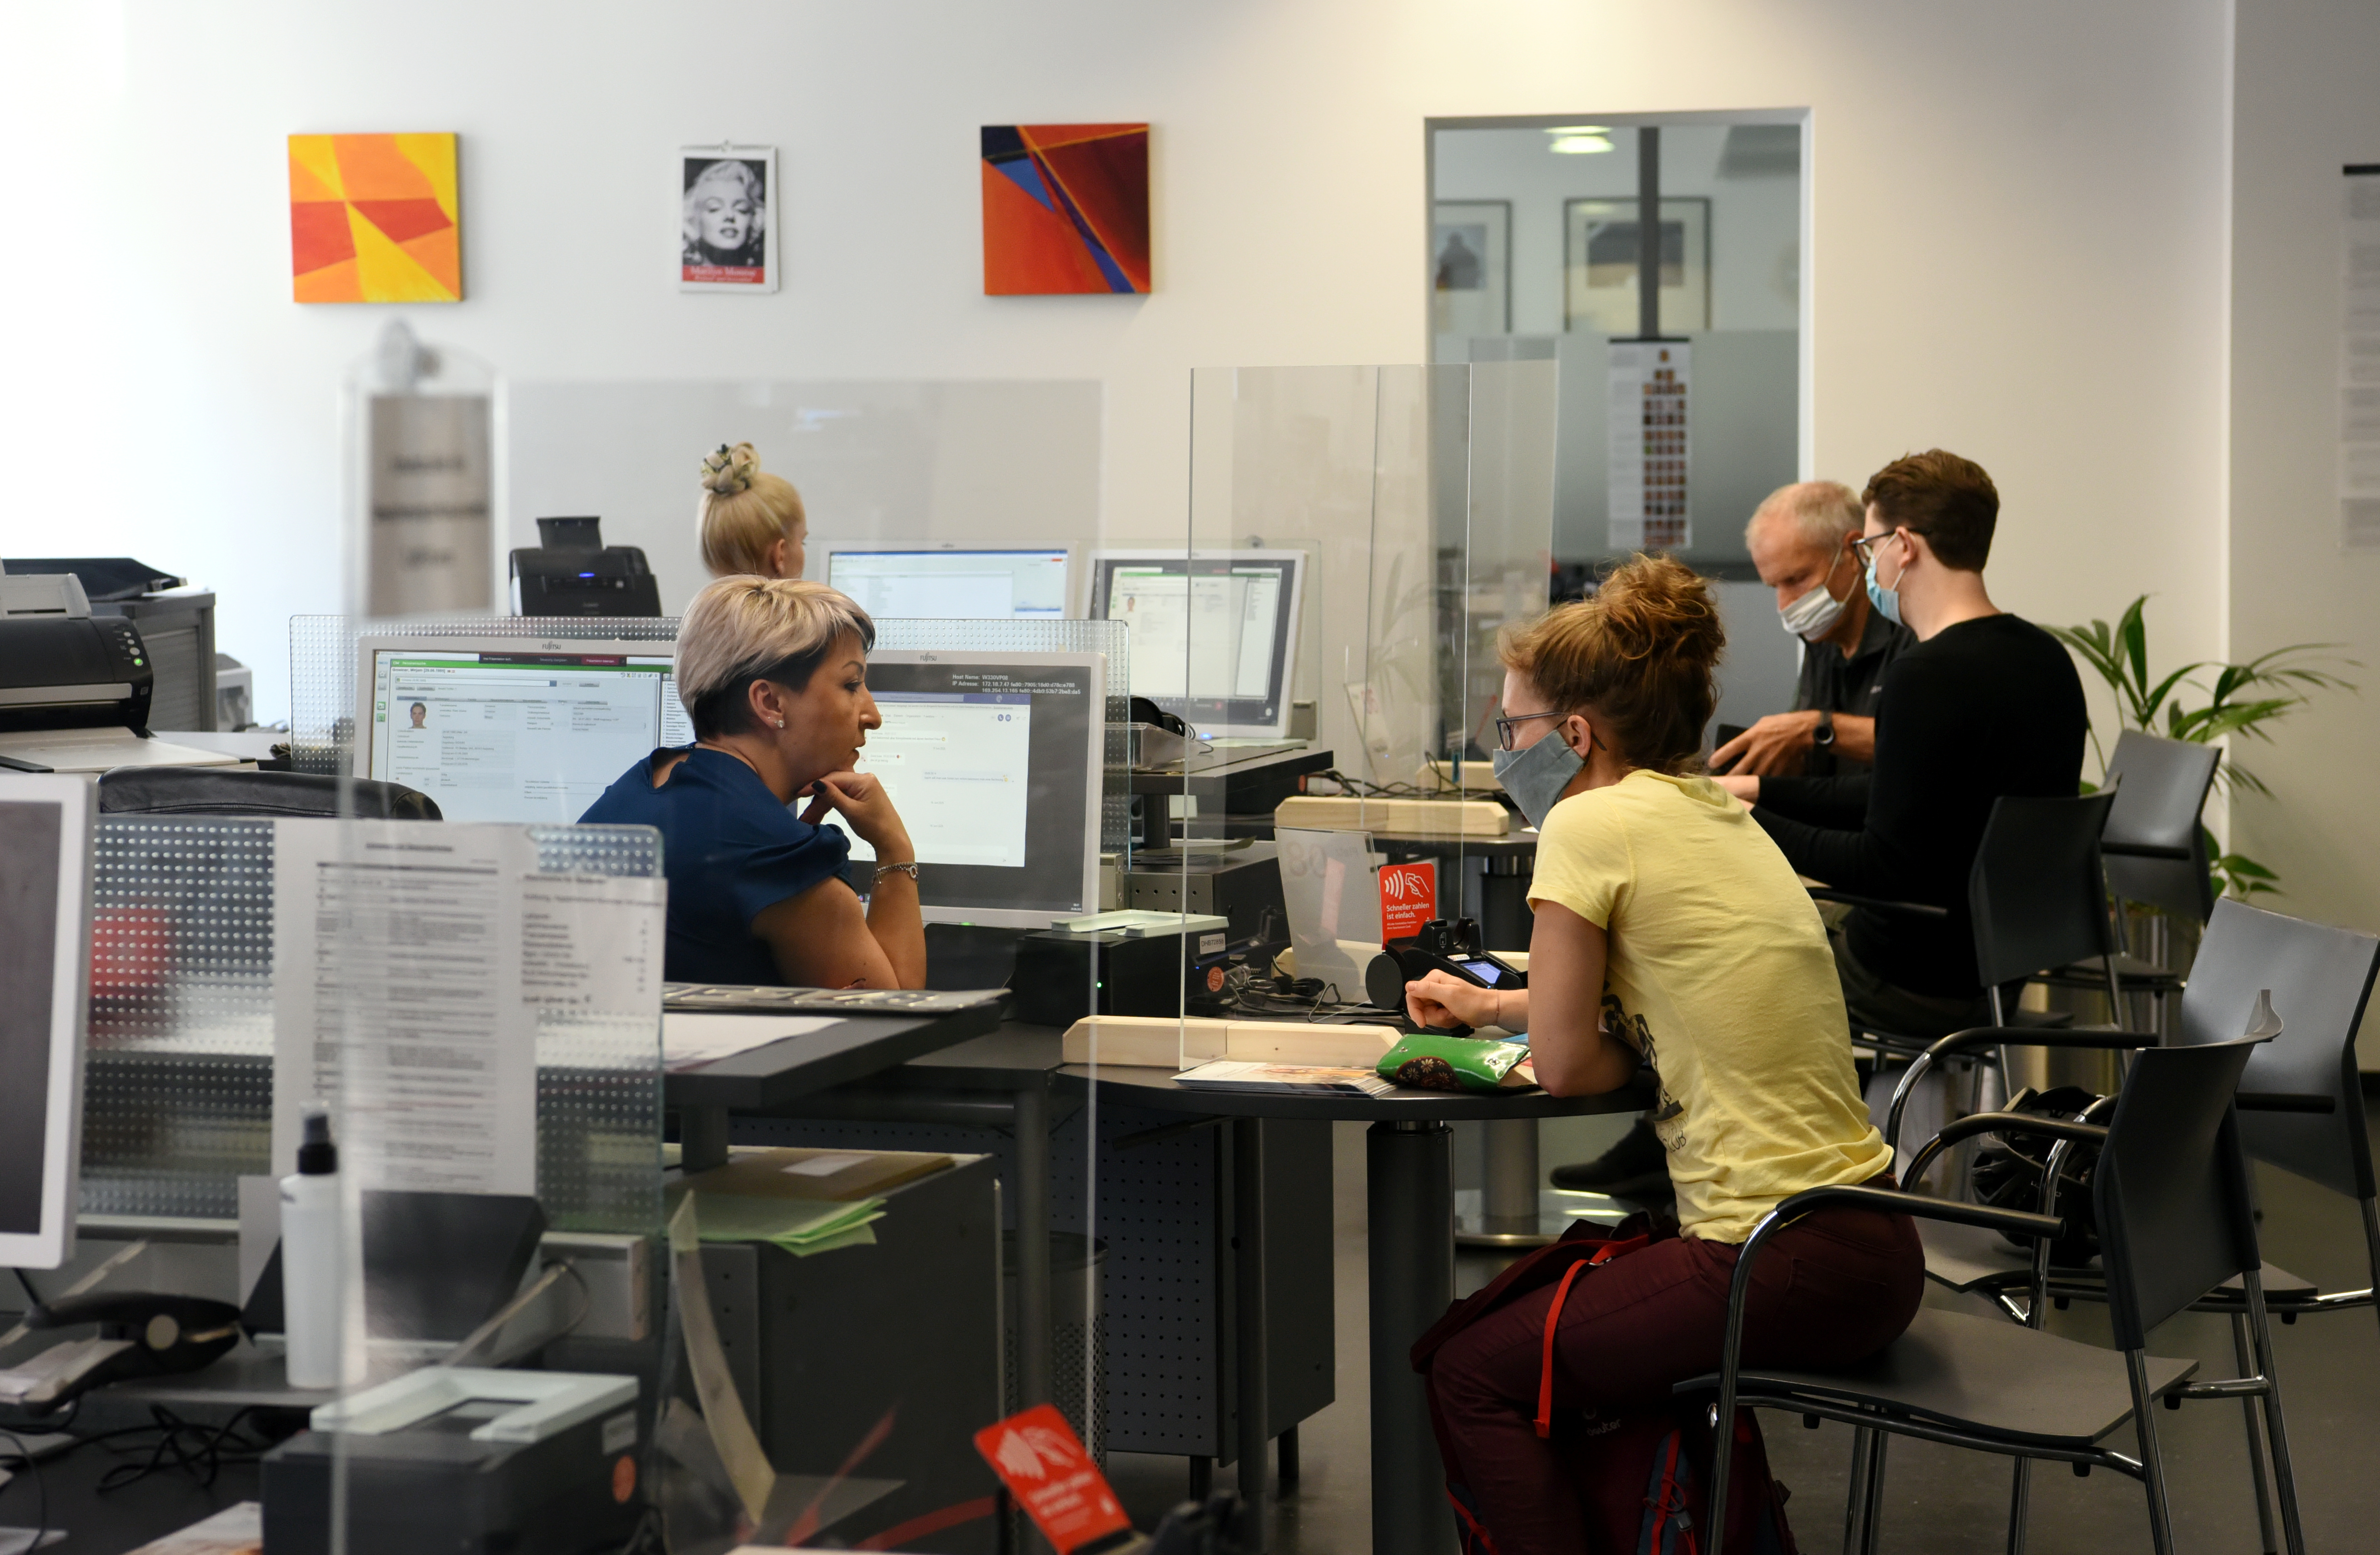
[1528,768,1890,1243]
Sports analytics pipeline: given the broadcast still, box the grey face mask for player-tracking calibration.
[1491,728,1586,829]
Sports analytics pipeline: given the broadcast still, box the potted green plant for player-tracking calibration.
[2048,596,2356,901]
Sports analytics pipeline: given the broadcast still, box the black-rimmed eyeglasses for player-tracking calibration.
[1493,711,1566,752]
[1850,530,1903,568]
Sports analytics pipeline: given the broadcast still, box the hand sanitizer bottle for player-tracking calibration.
[281,1107,362,1388]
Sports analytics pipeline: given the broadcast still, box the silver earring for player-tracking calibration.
[774,719,785,729]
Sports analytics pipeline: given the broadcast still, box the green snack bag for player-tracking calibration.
[1377,1033,1537,1093]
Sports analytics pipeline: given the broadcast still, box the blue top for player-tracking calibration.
[579,747,852,986]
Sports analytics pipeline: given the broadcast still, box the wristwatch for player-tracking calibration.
[1812,709,1837,749]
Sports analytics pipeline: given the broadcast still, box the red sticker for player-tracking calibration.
[1379,861,1437,942]
[972,1405,1131,1555]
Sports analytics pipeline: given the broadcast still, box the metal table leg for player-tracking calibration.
[1369,1119,1456,1555]
[1014,1080,1052,1413]
[1234,1116,1270,1551]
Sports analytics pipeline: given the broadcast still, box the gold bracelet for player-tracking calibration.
[872,860,919,882]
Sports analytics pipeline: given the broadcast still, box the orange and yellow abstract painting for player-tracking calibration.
[289,134,461,302]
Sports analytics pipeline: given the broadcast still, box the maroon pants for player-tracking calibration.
[1426,1198,1924,1555]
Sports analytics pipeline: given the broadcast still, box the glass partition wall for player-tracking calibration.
[1432,114,1808,745]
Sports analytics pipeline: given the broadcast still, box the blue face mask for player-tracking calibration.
[1491,726,1586,830]
[1864,545,1904,628]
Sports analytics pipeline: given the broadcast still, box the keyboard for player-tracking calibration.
[663,984,1008,1016]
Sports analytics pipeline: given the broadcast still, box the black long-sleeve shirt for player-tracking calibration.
[1753,613,2087,997]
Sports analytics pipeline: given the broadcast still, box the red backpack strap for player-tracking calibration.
[1531,1233,1652,1439]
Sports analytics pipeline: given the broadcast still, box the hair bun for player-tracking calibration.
[1594,554,1724,669]
[699,441,759,496]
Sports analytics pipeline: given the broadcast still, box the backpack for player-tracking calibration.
[1411,1217,1799,1555]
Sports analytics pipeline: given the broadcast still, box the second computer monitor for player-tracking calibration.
[357,637,692,824]
[818,649,1105,929]
[826,548,1069,619]
[1089,549,1303,738]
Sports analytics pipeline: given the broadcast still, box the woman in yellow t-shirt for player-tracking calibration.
[1408,555,1918,1555]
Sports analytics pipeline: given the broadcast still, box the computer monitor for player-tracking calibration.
[357,636,692,824]
[0,773,91,1270]
[825,548,1070,619]
[1087,549,1304,738]
[816,649,1105,929]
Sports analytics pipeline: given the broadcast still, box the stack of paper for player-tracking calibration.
[1172,1060,1396,1097]
[683,1147,952,1202]
[677,1189,889,1258]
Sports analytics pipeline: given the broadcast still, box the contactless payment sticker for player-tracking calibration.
[973,1404,1132,1554]
[1379,861,1437,942]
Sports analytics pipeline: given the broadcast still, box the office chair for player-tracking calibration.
[1691,1039,2303,1555]
[97,766,442,820]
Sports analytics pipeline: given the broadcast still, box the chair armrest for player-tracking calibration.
[1804,886,1951,921]
[1704,1178,2065,1535]
[2236,1092,2337,1115]
[1901,1111,2108,1191]
[1883,1027,2155,1160]
[1770,1181,2066,1243]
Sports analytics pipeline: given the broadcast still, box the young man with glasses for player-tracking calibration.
[1712,449,2087,1058]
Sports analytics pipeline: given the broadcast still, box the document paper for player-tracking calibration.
[271,820,537,1194]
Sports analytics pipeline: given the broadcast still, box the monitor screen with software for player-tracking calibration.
[817,649,1104,928]
[359,638,693,824]
[826,548,1069,619]
[1088,549,1303,738]
[0,773,91,1270]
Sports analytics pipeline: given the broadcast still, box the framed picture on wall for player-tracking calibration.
[680,145,777,292]
[1431,201,1510,338]
[1564,196,1709,335]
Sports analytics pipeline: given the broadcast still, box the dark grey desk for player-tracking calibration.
[1050,1065,1631,1555]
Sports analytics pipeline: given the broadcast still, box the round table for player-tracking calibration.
[1057,1065,1636,1555]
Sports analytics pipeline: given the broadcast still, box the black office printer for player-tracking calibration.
[508,517,662,617]
[0,569,154,736]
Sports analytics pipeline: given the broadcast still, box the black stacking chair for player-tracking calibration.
[97,765,442,820]
[1692,1039,2302,1555]
[1882,900,2377,1555]
[1815,791,2124,1067]
[2043,730,2221,1026]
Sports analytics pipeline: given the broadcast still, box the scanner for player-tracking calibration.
[0,569,155,739]
[507,516,662,617]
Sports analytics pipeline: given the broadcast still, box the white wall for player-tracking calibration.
[0,0,2230,751]
[2228,0,2380,938]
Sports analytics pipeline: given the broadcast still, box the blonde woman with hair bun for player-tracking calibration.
[698,442,808,579]
[578,575,921,989]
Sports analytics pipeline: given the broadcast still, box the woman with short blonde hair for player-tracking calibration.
[580,575,920,989]
[698,443,807,579]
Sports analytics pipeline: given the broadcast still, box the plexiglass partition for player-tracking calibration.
[1182,362,1556,1030]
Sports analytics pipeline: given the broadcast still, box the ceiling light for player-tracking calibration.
[1546,126,1613,155]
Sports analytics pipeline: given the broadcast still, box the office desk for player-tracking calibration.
[1055,1065,1632,1555]
[666,1003,1005,1174]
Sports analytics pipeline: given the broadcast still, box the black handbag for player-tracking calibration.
[1968,1084,2113,1267]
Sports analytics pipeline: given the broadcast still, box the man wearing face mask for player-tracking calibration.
[1713,450,2087,1044]
[1712,481,1916,780]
